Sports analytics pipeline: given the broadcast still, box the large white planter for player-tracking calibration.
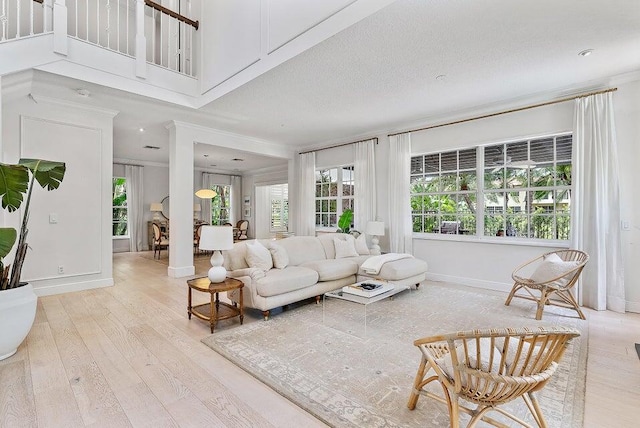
[0,283,37,361]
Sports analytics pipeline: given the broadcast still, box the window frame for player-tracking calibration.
[269,183,289,233]
[112,177,129,239]
[315,164,355,230]
[410,132,573,246]
[208,184,232,225]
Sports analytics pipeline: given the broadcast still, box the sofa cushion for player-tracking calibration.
[317,233,353,259]
[246,240,273,272]
[268,242,289,269]
[360,257,428,281]
[334,237,359,258]
[275,236,327,266]
[223,242,249,271]
[255,266,319,297]
[355,234,370,255]
[300,259,358,281]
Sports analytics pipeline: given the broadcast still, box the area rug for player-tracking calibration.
[202,282,588,427]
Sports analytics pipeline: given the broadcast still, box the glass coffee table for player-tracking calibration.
[323,280,410,337]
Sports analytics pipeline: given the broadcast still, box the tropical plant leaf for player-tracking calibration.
[0,163,29,212]
[338,209,353,232]
[0,228,17,259]
[19,159,66,191]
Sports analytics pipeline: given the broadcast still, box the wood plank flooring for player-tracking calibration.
[1,251,639,427]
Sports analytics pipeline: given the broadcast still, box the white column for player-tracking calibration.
[166,122,194,278]
[53,0,68,55]
[135,0,147,78]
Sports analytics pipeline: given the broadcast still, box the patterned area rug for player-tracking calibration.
[202,282,588,427]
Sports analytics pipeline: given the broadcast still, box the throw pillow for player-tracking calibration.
[269,242,289,269]
[530,253,579,286]
[354,233,370,255]
[334,237,359,259]
[245,240,273,272]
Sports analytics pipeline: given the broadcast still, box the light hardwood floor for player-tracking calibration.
[1,251,638,427]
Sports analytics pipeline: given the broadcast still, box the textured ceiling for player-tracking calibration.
[10,0,640,171]
[203,0,640,148]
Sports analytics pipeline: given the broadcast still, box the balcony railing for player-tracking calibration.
[0,0,52,42]
[1,0,197,77]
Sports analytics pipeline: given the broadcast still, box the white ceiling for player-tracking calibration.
[15,0,640,172]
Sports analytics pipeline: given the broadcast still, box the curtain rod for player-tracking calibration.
[299,137,378,155]
[388,87,618,137]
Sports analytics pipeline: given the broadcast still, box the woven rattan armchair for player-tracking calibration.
[505,250,589,320]
[407,326,580,428]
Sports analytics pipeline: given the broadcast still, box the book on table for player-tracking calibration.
[342,280,394,297]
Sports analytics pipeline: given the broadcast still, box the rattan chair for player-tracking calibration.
[505,250,589,320]
[407,326,580,428]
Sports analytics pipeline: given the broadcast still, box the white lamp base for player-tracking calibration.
[208,250,227,283]
[370,236,381,255]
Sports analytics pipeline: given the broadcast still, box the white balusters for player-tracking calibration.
[0,0,52,43]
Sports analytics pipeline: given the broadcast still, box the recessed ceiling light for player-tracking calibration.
[75,88,91,97]
[435,74,446,81]
[203,154,209,157]
[578,49,594,57]
[138,127,145,132]
[232,158,244,162]
[143,145,160,150]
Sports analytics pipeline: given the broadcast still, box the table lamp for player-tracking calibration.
[199,225,234,283]
[366,221,385,255]
[150,203,163,221]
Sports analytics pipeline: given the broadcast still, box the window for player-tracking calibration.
[209,185,231,225]
[410,133,572,241]
[270,184,289,232]
[410,149,477,235]
[112,177,128,237]
[483,134,572,239]
[315,166,354,228]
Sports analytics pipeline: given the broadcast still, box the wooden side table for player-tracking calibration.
[187,277,244,333]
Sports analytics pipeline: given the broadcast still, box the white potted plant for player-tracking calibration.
[0,159,66,360]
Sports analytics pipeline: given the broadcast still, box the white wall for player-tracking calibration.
[2,95,117,296]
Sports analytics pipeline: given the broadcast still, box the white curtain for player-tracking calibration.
[354,140,376,232]
[230,175,242,224]
[202,172,216,224]
[254,185,271,238]
[388,133,413,254]
[124,165,144,252]
[295,152,316,236]
[571,92,625,312]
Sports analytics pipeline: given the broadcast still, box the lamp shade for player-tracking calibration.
[366,221,385,236]
[193,204,201,212]
[199,225,234,251]
[195,188,217,199]
[150,203,163,212]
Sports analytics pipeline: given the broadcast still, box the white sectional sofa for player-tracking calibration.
[222,233,428,319]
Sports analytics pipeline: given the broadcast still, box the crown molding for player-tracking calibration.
[29,93,120,117]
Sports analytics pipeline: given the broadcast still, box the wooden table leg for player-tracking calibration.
[239,286,244,325]
[187,287,192,319]
[210,291,216,333]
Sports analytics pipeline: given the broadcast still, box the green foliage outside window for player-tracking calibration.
[112,177,128,236]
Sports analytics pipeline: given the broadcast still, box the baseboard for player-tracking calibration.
[626,301,640,314]
[168,265,195,278]
[33,278,114,297]
[426,273,512,294]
